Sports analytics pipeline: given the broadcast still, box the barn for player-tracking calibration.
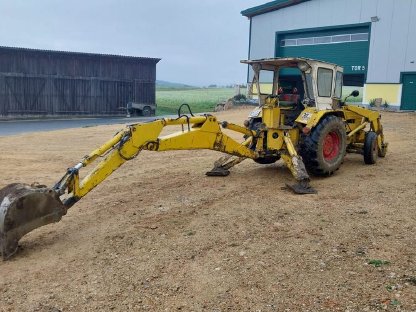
[0,46,160,118]
[242,0,416,110]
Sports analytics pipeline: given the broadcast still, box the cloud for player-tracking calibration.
[0,0,266,85]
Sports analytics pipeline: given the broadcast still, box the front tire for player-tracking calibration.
[363,131,378,164]
[300,115,347,176]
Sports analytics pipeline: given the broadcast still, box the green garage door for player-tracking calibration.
[276,24,370,81]
[401,73,416,110]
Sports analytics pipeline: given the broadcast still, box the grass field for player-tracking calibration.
[156,88,237,115]
[155,86,363,116]
[342,86,363,103]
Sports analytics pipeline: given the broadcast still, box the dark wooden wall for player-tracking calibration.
[0,47,160,117]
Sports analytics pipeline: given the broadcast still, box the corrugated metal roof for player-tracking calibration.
[0,46,161,63]
[241,0,311,17]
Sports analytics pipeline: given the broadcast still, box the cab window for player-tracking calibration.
[317,67,333,97]
[334,71,343,99]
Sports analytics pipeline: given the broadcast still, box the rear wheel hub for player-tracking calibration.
[323,131,340,161]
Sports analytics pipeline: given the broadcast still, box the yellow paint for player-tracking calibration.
[67,116,258,200]
[364,84,401,106]
[262,105,280,128]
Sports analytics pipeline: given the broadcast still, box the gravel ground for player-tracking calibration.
[0,108,415,311]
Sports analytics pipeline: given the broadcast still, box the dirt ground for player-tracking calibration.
[0,108,415,312]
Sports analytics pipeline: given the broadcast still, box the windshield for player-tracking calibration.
[250,66,306,104]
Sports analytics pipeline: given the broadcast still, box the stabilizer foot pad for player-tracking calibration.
[285,182,317,195]
[206,167,230,177]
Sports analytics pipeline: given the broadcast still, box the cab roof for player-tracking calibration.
[241,57,339,69]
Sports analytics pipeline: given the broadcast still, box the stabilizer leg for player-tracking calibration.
[281,133,317,194]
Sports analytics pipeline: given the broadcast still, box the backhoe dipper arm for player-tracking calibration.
[55,115,258,207]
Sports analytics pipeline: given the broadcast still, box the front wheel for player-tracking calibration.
[363,131,378,164]
[300,115,347,176]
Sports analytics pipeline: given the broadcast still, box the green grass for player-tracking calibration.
[342,86,363,103]
[156,88,236,116]
[367,259,390,267]
[155,85,362,115]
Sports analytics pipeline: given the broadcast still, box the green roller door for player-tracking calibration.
[276,24,370,77]
[401,73,416,110]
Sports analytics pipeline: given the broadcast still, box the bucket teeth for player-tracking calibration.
[0,183,66,260]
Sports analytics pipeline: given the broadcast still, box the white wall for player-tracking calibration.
[249,0,416,83]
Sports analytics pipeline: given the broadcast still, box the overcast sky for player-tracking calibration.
[0,0,267,86]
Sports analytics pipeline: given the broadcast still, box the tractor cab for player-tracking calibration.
[242,57,344,112]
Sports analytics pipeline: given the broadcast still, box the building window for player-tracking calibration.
[280,33,369,47]
[280,39,297,47]
[297,38,314,45]
[332,34,351,43]
[351,33,369,41]
[314,36,332,44]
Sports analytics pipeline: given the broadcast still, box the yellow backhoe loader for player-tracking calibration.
[0,58,388,259]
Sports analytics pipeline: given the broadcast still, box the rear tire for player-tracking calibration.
[363,131,378,164]
[300,115,347,176]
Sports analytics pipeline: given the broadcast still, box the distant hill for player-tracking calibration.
[156,80,196,90]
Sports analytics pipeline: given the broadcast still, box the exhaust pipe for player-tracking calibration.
[0,183,66,260]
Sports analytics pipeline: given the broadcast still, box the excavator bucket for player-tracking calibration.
[0,183,66,260]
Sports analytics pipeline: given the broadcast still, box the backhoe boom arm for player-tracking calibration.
[55,115,257,206]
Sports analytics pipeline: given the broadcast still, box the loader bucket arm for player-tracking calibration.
[0,115,257,259]
[343,105,388,156]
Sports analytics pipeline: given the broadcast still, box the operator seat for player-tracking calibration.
[281,87,304,125]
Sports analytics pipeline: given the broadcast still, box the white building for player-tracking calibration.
[242,0,416,110]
